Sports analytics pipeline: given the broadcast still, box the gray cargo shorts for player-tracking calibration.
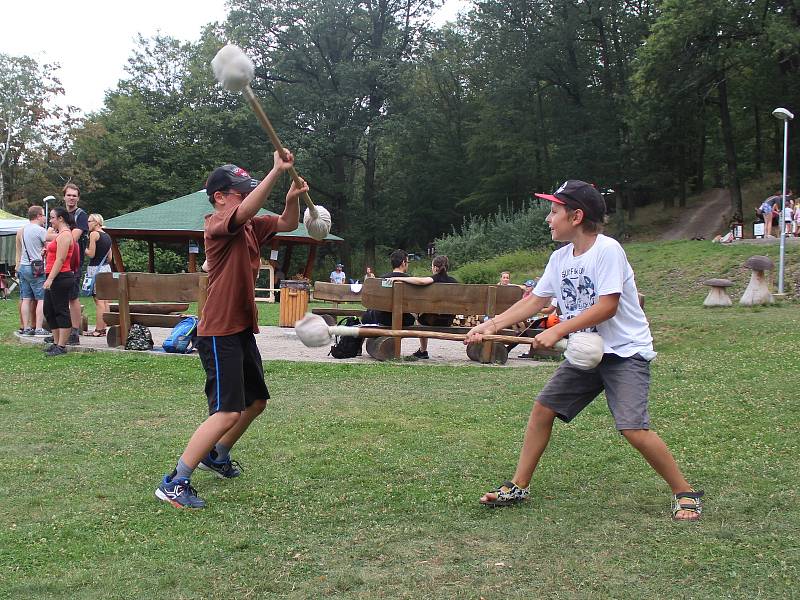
[537,353,651,430]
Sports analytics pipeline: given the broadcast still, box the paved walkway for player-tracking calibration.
[14,327,552,368]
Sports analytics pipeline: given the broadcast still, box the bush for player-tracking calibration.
[435,203,552,266]
[453,249,552,284]
[118,240,186,273]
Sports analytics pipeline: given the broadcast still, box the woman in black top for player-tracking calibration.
[85,214,113,336]
[388,255,457,359]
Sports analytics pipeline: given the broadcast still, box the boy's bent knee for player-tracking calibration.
[213,410,242,428]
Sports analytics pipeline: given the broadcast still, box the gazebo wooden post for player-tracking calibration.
[304,244,317,279]
[110,238,125,272]
[147,241,155,273]
[188,251,197,273]
[282,244,293,278]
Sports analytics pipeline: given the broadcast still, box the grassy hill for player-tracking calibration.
[442,239,799,307]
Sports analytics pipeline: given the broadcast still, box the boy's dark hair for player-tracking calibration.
[389,249,408,269]
[432,254,449,275]
[51,206,76,228]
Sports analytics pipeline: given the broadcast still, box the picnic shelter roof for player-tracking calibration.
[103,190,342,244]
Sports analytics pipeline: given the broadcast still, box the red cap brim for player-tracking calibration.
[534,193,566,204]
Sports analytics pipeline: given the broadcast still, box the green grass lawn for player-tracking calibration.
[1,241,798,599]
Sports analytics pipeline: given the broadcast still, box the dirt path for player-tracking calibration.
[661,188,731,240]
[14,327,550,368]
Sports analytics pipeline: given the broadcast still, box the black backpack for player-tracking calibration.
[329,316,364,359]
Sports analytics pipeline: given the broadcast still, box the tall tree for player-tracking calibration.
[0,54,75,211]
[225,0,436,266]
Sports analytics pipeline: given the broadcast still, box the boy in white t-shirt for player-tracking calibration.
[465,180,703,520]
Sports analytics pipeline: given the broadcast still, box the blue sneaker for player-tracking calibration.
[198,453,242,479]
[155,475,206,509]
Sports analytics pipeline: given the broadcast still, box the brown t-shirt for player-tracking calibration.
[198,205,278,336]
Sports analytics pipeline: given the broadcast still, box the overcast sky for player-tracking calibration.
[1,0,466,115]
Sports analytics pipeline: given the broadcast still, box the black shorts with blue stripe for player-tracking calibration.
[196,328,269,415]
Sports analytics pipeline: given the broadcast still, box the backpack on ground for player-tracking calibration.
[329,316,364,359]
[125,324,154,351]
[162,316,198,354]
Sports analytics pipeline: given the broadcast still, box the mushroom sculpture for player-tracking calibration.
[702,278,734,307]
[739,255,774,306]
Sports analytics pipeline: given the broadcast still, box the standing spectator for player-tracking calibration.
[364,266,376,279]
[498,271,511,285]
[794,198,800,237]
[388,255,457,359]
[784,199,794,236]
[63,183,89,344]
[330,263,346,284]
[42,208,76,356]
[85,214,113,336]
[15,205,48,335]
[758,195,780,237]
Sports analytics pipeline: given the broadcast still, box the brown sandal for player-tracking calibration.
[89,329,107,337]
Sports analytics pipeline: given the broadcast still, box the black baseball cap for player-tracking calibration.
[205,164,259,197]
[535,180,606,223]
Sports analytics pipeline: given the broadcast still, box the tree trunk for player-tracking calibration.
[694,104,706,193]
[363,131,378,271]
[677,142,686,208]
[753,103,762,176]
[717,75,743,221]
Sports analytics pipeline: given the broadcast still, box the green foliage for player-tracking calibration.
[436,202,552,267]
[453,248,552,284]
[118,240,186,274]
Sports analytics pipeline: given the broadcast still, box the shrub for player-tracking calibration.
[453,249,552,284]
[118,240,186,273]
[435,203,552,266]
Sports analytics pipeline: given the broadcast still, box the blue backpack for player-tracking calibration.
[162,316,198,354]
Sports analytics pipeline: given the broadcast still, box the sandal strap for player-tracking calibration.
[675,490,704,500]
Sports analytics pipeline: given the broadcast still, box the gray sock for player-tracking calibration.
[174,457,194,481]
[213,443,231,462]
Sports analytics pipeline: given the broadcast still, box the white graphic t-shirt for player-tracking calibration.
[534,234,654,358]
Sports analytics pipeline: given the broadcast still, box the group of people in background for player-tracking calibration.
[329,263,377,284]
[756,192,798,238]
[14,183,113,356]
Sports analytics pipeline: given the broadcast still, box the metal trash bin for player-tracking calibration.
[278,280,310,327]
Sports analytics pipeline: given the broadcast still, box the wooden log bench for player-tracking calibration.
[95,272,208,347]
[360,278,550,364]
[311,281,366,325]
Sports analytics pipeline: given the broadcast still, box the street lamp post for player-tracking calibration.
[42,195,55,222]
[772,107,794,296]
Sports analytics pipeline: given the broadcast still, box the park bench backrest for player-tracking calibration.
[360,278,522,316]
[94,272,208,346]
[312,281,362,304]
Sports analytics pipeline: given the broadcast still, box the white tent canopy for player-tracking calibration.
[0,218,26,235]
[0,212,26,265]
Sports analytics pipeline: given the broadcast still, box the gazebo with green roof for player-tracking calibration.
[103,190,342,277]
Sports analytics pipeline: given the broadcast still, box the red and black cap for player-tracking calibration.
[535,180,606,223]
[205,164,259,197]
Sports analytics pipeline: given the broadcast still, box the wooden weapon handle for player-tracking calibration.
[344,326,567,350]
[242,86,317,215]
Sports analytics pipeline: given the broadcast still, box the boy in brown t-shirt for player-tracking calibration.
[156,150,308,509]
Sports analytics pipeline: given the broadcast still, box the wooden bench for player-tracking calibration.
[311,281,366,324]
[360,278,534,363]
[95,272,208,347]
